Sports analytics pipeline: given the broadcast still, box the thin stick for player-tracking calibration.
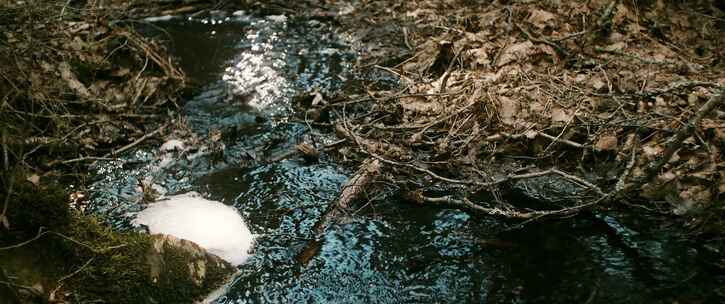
[414,191,610,219]
[638,89,723,185]
[0,228,126,253]
[340,116,603,194]
[2,129,7,170]
[106,123,167,157]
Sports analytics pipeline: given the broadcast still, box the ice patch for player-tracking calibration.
[133,192,253,265]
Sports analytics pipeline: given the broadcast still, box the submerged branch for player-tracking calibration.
[411,191,611,219]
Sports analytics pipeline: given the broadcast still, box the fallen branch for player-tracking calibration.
[485,131,586,149]
[297,158,381,266]
[411,191,611,219]
[107,123,167,157]
[313,158,381,235]
[633,89,723,188]
[595,47,677,66]
[509,8,570,58]
[55,123,169,166]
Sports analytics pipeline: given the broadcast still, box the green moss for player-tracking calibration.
[1,179,232,304]
[0,178,71,241]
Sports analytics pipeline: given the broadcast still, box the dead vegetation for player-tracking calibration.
[313,0,725,235]
[0,0,188,180]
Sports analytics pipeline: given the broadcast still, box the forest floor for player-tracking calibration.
[325,0,725,265]
[0,0,724,302]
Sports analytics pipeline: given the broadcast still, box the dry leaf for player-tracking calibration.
[400,96,441,114]
[58,62,92,98]
[590,77,607,92]
[496,41,535,67]
[312,91,325,106]
[550,107,572,123]
[498,96,519,125]
[658,170,677,183]
[527,9,555,29]
[643,145,663,159]
[26,174,40,186]
[595,135,618,151]
[468,47,490,66]
[680,185,711,204]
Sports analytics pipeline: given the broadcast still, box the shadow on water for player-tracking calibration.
[87,11,723,304]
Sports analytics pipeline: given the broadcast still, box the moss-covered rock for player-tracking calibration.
[0,180,235,304]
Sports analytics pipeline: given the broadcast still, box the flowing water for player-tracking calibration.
[87,11,723,303]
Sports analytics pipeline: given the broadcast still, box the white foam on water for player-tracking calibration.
[133,192,253,266]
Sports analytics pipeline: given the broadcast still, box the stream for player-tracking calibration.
[86,11,723,303]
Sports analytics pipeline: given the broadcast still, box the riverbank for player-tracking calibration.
[328,0,725,271]
[0,1,238,303]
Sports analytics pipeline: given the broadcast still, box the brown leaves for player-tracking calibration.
[58,62,92,99]
[496,41,536,67]
[497,96,520,126]
[527,9,556,29]
[595,134,618,151]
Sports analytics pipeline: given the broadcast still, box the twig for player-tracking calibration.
[0,227,126,254]
[634,89,723,186]
[59,258,94,284]
[413,191,611,219]
[1,175,13,229]
[510,11,570,58]
[341,116,603,194]
[58,0,72,20]
[59,156,116,165]
[439,49,463,93]
[402,27,413,50]
[2,129,7,170]
[484,131,586,149]
[595,47,676,66]
[47,257,95,302]
[323,90,464,110]
[615,134,639,192]
[106,123,167,157]
[543,99,584,154]
[410,100,477,139]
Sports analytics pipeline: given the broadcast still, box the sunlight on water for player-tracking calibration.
[222,18,291,112]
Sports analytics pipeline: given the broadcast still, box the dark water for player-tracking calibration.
[87,11,723,304]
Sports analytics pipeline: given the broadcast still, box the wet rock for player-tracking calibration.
[146,234,235,289]
[510,175,590,207]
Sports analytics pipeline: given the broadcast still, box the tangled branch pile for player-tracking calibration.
[0,0,184,174]
[326,0,725,223]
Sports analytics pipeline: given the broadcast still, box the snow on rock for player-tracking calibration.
[133,192,253,266]
[160,139,185,153]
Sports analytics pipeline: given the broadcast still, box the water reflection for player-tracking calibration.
[221,17,290,112]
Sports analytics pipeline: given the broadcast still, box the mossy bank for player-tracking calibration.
[0,178,235,303]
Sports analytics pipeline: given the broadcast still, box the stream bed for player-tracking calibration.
[86,11,723,303]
